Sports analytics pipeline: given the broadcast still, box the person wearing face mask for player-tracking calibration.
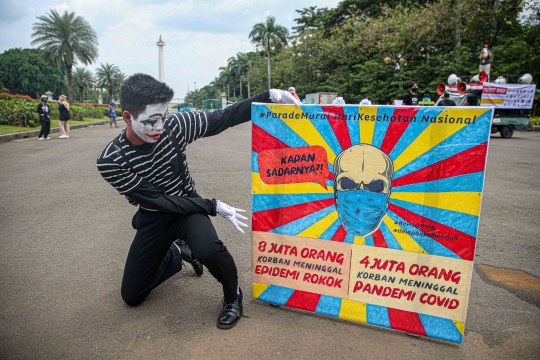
[403,82,419,106]
[37,95,51,140]
[96,73,301,330]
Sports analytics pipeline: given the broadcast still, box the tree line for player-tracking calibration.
[0,10,125,104]
[188,0,539,109]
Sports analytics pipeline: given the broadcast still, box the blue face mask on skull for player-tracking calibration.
[336,189,389,237]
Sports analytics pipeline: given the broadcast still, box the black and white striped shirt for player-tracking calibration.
[96,90,271,215]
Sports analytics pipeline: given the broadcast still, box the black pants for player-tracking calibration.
[39,120,50,138]
[121,209,238,306]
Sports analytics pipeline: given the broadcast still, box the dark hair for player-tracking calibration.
[337,92,342,96]
[120,73,174,116]
[443,92,450,98]
[409,82,418,89]
[364,94,368,99]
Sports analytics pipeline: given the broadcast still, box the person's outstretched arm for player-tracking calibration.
[167,90,300,145]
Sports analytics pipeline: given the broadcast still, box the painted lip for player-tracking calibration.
[146,133,162,140]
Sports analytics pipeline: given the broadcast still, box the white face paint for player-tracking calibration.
[130,103,168,143]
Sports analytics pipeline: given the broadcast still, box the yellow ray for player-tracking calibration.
[252,172,333,195]
[298,211,339,238]
[339,299,367,323]
[382,217,427,254]
[266,105,337,164]
[391,191,482,216]
[359,106,378,145]
[353,236,365,245]
[453,321,465,335]
[252,282,270,299]
[393,108,488,171]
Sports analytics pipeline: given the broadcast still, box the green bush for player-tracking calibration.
[530,117,540,126]
[0,94,107,126]
[0,97,39,127]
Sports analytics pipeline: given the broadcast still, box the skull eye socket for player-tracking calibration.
[338,177,386,192]
[339,177,359,190]
[365,179,385,193]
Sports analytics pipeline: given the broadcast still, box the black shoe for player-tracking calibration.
[174,239,203,276]
[217,292,243,329]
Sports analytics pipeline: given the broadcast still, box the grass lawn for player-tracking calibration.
[0,117,110,135]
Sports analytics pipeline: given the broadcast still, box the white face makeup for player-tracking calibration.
[130,103,168,143]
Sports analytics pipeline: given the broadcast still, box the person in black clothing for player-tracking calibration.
[37,95,51,140]
[58,95,71,139]
[403,82,419,106]
[441,92,456,106]
[97,73,300,330]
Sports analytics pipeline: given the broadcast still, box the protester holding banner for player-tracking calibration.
[96,73,300,330]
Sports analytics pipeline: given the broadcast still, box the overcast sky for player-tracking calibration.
[0,0,338,100]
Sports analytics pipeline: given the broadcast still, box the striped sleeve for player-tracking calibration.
[96,142,143,195]
[168,112,209,146]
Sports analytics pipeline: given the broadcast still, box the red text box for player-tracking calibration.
[258,146,328,189]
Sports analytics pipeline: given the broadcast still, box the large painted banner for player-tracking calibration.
[480,82,536,109]
[251,104,493,344]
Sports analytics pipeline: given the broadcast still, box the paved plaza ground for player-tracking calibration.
[0,123,539,359]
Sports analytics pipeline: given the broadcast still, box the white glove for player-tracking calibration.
[269,89,302,106]
[216,200,249,233]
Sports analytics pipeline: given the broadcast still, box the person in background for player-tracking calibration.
[359,94,372,105]
[58,95,71,139]
[37,95,51,140]
[288,87,301,102]
[108,102,118,128]
[441,92,456,106]
[479,45,493,81]
[403,82,419,106]
[333,92,346,105]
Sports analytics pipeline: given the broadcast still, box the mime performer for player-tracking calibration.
[97,73,300,329]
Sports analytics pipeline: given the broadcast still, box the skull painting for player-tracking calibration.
[333,144,394,237]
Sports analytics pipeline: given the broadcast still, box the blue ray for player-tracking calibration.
[270,206,336,236]
[388,107,444,160]
[419,314,463,344]
[386,210,460,259]
[315,295,342,317]
[393,111,491,178]
[393,172,485,193]
[367,304,391,328]
[371,106,394,148]
[320,217,342,240]
[344,233,355,244]
[378,221,403,250]
[302,105,343,155]
[257,285,295,306]
[252,152,259,172]
[344,107,360,145]
[252,113,309,148]
[389,199,479,237]
[364,234,374,246]
[253,193,334,212]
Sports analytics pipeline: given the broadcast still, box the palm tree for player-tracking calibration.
[229,53,250,99]
[249,16,289,89]
[112,72,127,102]
[218,66,233,99]
[227,57,239,97]
[95,63,120,103]
[72,67,94,102]
[31,10,98,102]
